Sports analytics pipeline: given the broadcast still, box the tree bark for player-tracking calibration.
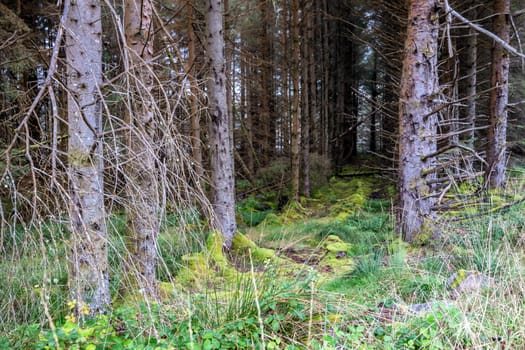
[370,53,378,152]
[65,0,110,314]
[465,7,477,152]
[487,0,510,189]
[302,0,313,198]
[206,0,237,246]
[187,3,203,178]
[290,0,301,202]
[397,0,440,243]
[124,0,160,297]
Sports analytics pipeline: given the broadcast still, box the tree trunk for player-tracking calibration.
[258,0,271,166]
[280,1,290,157]
[397,0,440,243]
[486,0,510,189]
[66,0,110,314]
[206,0,237,246]
[309,1,319,154]
[290,0,301,202]
[465,10,477,152]
[187,3,203,178]
[370,53,378,152]
[301,0,312,198]
[124,0,160,297]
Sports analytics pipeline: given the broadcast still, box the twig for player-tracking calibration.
[445,1,525,58]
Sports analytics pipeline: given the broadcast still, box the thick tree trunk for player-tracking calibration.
[124,0,160,297]
[66,0,110,314]
[487,0,510,189]
[397,0,440,243]
[290,0,301,202]
[206,0,237,246]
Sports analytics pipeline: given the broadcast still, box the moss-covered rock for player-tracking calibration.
[322,234,352,253]
[232,232,276,263]
[447,270,495,299]
[318,235,355,277]
[176,231,237,289]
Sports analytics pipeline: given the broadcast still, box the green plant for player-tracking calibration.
[352,249,384,277]
[386,304,468,349]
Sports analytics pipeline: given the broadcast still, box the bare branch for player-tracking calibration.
[445,1,525,58]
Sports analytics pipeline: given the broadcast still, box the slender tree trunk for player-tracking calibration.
[465,9,477,151]
[290,0,301,202]
[301,0,312,198]
[124,0,160,296]
[309,1,318,154]
[397,0,440,243]
[206,0,237,246]
[259,0,271,166]
[370,53,378,152]
[66,0,110,314]
[187,3,203,178]
[224,0,235,176]
[242,55,255,175]
[281,2,290,156]
[487,0,510,189]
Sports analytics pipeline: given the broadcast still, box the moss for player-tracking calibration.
[232,232,277,263]
[158,281,185,300]
[335,212,350,221]
[449,269,467,289]
[322,234,352,253]
[68,149,93,167]
[318,235,355,277]
[350,193,367,207]
[413,220,435,245]
[176,231,238,288]
[206,231,229,268]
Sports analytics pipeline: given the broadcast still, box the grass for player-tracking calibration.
[1,174,525,348]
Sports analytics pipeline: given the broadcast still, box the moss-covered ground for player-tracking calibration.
[1,164,525,349]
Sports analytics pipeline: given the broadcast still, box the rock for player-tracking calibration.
[318,235,354,277]
[392,300,453,315]
[447,270,495,298]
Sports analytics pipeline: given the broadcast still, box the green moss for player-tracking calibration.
[449,269,467,289]
[176,231,238,288]
[318,235,355,277]
[322,234,352,253]
[68,150,93,167]
[413,220,435,245]
[232,232,277,263]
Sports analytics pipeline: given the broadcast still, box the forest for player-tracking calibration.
[1,0,525,348]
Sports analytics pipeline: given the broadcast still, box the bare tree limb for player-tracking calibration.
[445,0,525,58]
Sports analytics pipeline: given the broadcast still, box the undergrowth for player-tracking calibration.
[1,171,525,349]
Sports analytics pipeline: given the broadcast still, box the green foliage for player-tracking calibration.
[5,268,320,349]
[237,196,274,227]
[4,169,525,349]
[352,249,384,277]
[382,304,468,349]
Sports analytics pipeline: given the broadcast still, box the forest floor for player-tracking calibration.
[1,162,525,349]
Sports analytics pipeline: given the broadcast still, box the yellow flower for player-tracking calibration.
[67,300,77,310]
